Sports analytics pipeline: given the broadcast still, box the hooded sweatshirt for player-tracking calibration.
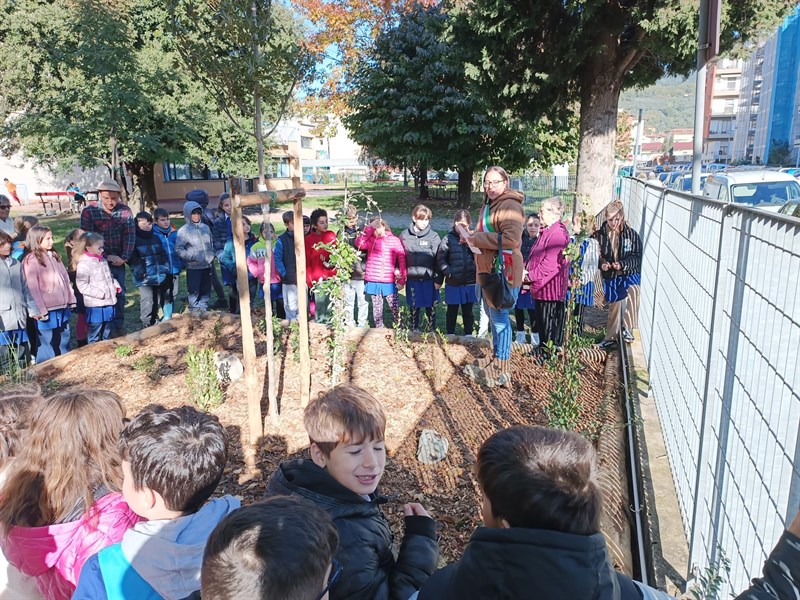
[175,201,214,270]
[72,496,241,600]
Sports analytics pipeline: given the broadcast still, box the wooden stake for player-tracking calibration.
[293,198,311,407]
[232,195,262,445]
[261,203,278,422]
[238,189,306,208]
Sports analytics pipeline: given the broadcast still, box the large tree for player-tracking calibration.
[0,0,217,207]
[453,0,793,215]
[345,3,577,206]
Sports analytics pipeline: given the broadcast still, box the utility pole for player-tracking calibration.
[632,109,644,178]
[692,0,721,195]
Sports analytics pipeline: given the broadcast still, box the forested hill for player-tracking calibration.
[620,76,696,136]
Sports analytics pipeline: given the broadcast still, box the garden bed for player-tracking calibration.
[32,309,630,566]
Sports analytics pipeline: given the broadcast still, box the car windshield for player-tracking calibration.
[731,181,800,207]
[680,176,706,192]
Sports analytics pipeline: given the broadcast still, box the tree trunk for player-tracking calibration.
[128,161,158,211]
[576,52,624,218]
[419,162,429,200]
[457,167,474,208]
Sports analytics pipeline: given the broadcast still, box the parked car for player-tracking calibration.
[779,200,800,218]
[702,170,800,212]
[672,173,709,193]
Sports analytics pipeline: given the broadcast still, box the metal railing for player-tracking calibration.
[620,177,800,595]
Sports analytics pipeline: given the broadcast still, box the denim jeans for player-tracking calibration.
[343,279,368,327]
[482,286,520,360]
[87,320,112,343]
[109,264,127,331]
[282,284,299,321]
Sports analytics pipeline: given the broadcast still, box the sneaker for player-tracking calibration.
[515,331,527,344]
[531,332,541,347]
[622,329,635,343]
[597,339,617,351]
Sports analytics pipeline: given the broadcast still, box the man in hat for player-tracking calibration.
[80,180,135,337]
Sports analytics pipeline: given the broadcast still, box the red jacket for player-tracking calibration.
[356,226,407,285]
[527,221,570,302]
[0,493,141,600]
[305,229,337,286]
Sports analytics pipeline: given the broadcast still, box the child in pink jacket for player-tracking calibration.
[0,388,140,600]
[356,217,407,328]
[247,222,285,319]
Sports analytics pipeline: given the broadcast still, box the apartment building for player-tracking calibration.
[704,58,743,163]
[732,8,800,164]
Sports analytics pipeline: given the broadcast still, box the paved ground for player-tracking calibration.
[629,334,690,595]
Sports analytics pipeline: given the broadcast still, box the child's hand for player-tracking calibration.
[403,502,431,518]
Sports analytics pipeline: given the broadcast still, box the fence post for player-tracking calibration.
[687,204,733,578]
[646,188,667,367]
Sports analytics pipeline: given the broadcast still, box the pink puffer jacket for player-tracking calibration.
[356,226,407,285]
[0,492,141,600]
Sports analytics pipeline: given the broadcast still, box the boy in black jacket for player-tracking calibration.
[265,384,439,600]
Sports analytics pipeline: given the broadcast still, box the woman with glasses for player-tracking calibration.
[0,196,14,236]
[461,166,525,387]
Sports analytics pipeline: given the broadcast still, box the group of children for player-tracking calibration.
[0,382,795,600]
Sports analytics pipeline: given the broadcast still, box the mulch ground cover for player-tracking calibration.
[35,307,616,564]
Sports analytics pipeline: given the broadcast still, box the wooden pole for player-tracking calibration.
[261,203,278,421]
[293,197,311,407]
[238,188,306,207]
[232,195,262,445]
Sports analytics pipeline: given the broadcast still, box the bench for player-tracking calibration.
[34,191,83,214]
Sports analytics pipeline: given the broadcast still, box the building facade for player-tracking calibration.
[732,8,800,165]
[704,58,743,163]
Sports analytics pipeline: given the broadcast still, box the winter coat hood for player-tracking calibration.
[118,496,240,599]
[0,492,141,600]
[182,201,203,225]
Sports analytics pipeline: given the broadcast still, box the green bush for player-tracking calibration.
[185,345,224,410]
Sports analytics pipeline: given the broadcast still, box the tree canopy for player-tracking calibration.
[344,3,577,205]
[452,0,794,214]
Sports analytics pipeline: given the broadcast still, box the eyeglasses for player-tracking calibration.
[315,559,342,600]
[483,180,505,188]
[0,205,10,209]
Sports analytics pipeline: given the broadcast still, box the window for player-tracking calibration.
[726,78,737,90]
[301,136,313,149]
[163,162,225,182]
[719,145,729,156]
[267,158,290,178]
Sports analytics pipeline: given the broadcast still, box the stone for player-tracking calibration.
[213,352,244,383]
[417,429,449,464]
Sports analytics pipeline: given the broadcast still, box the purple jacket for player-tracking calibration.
[356,226,407,285]
[0,493,141,600]
[527,221,569,302]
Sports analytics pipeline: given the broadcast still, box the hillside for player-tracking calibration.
[620,76,696,136]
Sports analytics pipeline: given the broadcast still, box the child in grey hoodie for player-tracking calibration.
[73,406,240,600]
[175,201,214,312]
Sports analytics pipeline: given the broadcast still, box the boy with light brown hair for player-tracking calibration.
[264,384,439,600]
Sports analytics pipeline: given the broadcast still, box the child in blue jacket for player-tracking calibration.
[129,212,170,328]
[152,208,184,320]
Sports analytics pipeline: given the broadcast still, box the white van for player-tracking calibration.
[702,169,800,212]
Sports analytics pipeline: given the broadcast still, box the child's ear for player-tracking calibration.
[309,443,327,468]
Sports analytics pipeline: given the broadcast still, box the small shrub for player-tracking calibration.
[289,320,300,363]
[132,353,160,381]
[687,549,730,600]
[185,344,224,410]
[0,345,31,388]
[115,344,134,358]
